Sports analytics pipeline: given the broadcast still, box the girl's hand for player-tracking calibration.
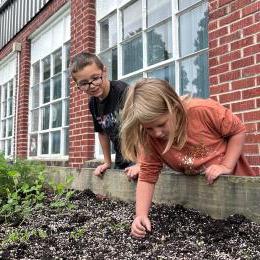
[205,164,232,184]
[131,216,151,238]
[94,162,111,176]
[124,164,140,181]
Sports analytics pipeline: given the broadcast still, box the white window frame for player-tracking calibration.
[28,8,70,161]
[96,0,209,158]
[0,54,17,159]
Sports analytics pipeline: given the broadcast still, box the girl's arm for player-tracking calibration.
[221,132,245,170]
[131,180,155,238]
[205,132,245,184]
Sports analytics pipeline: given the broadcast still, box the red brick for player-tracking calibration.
[209,27,228,40]
[219,91,241,103]
[231,100,255,112]
[208,20,218,31]
[231,77,255,90]
[209,6,228,19]
[219,0,234,7]
[243,144,259,154]
[231,56,254,70]
[209,45,229,58]
[209,57,219,67]
[210,83,229,95]
[209,63,229,76]
[242,65,260,77]
[219,31,241,44]
[219,50,241,64]
[243,44,260,57]
[219,11,241,26]
[209,76,219,85]
[219,70,241,83]
[246,155,260,166]
[243,22,260,36]
[230,16,254,32]
[242,87,260,99]
[244,122,257,132]
[230,36,254,51]
[244,111,260,121]
[242,2,260,17]
[209,39,218,49]
[231,0,257,12]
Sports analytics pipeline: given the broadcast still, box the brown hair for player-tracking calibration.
[120,78,187,162]
[70,52,104,82]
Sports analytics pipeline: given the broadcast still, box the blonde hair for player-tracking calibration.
[120,78,187,162]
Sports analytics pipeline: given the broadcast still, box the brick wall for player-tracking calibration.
[0,0,68,158]
[69,0,96,168]
[208,0,260,174]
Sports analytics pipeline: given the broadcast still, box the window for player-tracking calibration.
[29,12,70,159]
[96,0,208,157]
[97,0,208,94]
[0,79,15,158]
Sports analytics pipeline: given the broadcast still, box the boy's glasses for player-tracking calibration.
[77,76,103,90]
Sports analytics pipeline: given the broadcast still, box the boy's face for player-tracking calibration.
[73,63,107,99]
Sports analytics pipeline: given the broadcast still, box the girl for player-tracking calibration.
[120,78,257,238]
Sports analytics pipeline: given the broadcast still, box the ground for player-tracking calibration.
[0,190,259,259]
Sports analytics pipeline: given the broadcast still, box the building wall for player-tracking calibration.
[69,0,96,167]
[208,0,260,174]
[0,0,259,172]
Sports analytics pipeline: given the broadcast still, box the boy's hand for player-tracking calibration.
[205,164,232,184]
[94,162,111,176]
[131,216,151,238]
[124,164,140,181]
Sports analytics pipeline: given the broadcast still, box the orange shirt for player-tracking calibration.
[139,98,257,184]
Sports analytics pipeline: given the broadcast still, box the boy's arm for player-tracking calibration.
[94,132,112,176]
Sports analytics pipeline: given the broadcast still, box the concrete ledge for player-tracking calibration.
[46,167,260,223]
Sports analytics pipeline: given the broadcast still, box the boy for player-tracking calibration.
[70,52,139,179]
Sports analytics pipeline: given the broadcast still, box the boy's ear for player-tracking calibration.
[103,66,108,78]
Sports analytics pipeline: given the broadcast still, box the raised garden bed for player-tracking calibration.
[1,189,259,259]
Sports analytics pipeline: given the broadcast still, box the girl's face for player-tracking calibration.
[142,114,170,141]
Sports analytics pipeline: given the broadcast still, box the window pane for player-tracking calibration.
[32,62,40,85]
[180,3,208,56]
[7,139,11,156]
[53,74,62,100]
[64,99,69,126]
[147,21,172,66]
[42,106,50,130]
[179,0,199,10]
[53,48,62,75]
[123,0,142,39]
[9,80,13,97]
[100,14,117,50]
[123,74,142,85]
[99,48,118,80]
[43,56,51,80]
[41,133,49,154]
[64,128,69,155]
[31,109,39,132]
[52,131,60,154]
[29,135,37,156]
[122,36,143,75]
[2,102,6,117]
[0,141,5,154]
[52,102,62,128]
[7,98,12,116]
[32,85,39,108]
[65,71,70,97]
[65,43,70,69]
[7,118,12,136]
[43,80,50,103]
[180,52,208,98]
[1,120,6,138]
[147,0,171,27]
[147,63,175,86]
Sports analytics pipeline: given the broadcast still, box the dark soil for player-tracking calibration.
[0,190,259,259]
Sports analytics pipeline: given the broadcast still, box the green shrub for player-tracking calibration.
[0,154,46,223]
